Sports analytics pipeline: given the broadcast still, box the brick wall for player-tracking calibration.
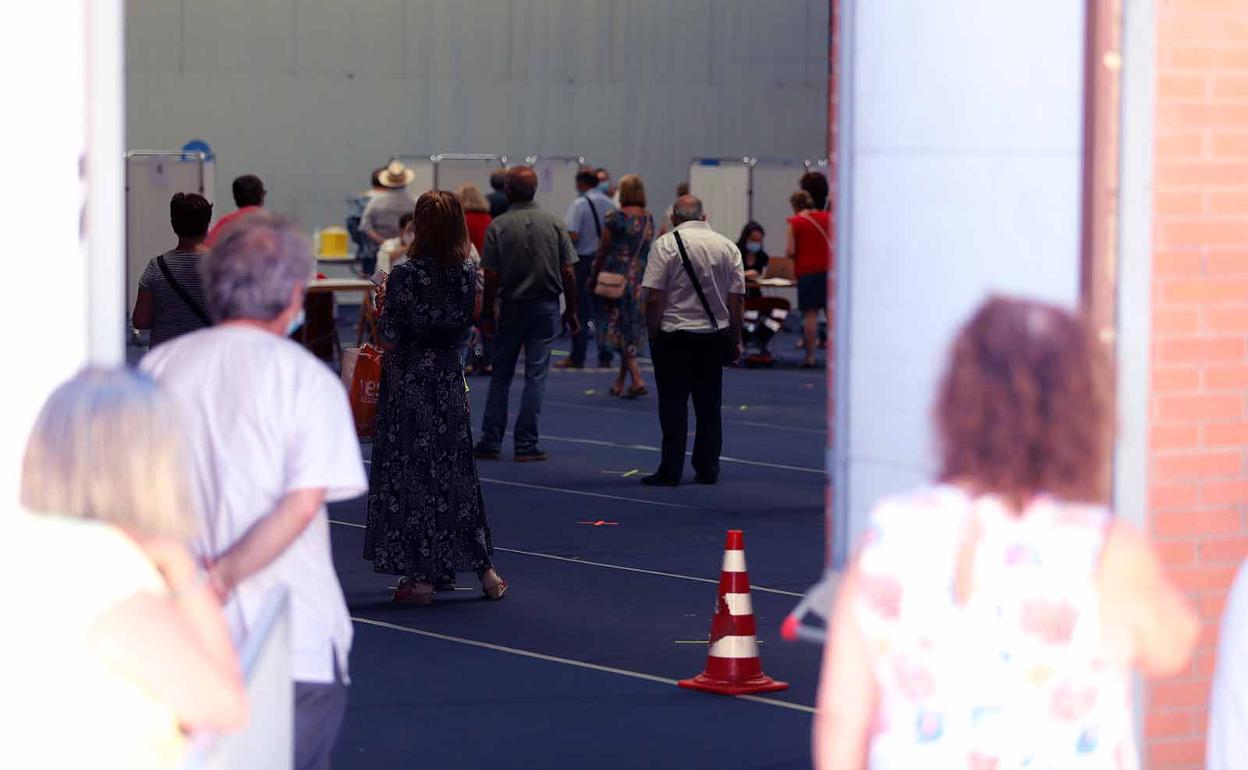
[1148,2,1248,767]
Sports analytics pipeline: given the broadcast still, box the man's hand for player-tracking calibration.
[562,309,581,336]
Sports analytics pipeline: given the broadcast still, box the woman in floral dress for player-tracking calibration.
[814,297,1197,770]
[364,190,506,605]
[589,174,653,398]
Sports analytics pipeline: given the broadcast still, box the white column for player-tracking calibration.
[0,0,123,508]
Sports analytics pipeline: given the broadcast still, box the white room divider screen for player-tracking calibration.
[529,155,586,219]
[689,159,752,241]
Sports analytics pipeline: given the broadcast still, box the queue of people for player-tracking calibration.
[38,159,1231,770]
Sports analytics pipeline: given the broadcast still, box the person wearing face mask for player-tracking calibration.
[735,221,769,299]
[596,167,619,206]
[140,213,368,770]
[375,212,415,276]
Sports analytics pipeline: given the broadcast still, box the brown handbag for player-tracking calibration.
[594,271,628,300]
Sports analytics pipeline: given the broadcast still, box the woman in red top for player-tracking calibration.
[786,187,833,368]
[456,183,492,254]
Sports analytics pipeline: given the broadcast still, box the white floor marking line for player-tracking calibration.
[351,616,815,715]
[329,520,803,598]
[491,546,805,597]
[541,399,826,435]
[355,465,706,510]
[478,477,703,509]
[539,434,824,475]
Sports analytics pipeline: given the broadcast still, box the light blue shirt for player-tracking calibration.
[564,189,615,257]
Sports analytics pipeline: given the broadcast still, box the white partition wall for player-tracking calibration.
[530,156,586,219]
[689,159,752,240]
[387,155,436,199]
[434,154,505,197]
[830,0,1086,564]
[124,151,210,314]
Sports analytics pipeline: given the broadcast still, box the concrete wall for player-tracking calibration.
[833,0,1086,561]
[125,0,828,236]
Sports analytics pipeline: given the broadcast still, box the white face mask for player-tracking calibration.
[285,308,306,337]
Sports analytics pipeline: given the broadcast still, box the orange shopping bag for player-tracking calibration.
[348,344,384,438]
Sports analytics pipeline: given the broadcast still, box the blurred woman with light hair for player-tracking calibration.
[3,368,245,770]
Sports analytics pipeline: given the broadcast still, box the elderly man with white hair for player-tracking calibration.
[141,211,367,770]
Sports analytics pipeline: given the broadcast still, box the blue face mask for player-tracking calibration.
[598,181,610,193]
[285,308,306,337]
[745,241,763,254]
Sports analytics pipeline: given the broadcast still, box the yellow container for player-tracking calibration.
[318,226,350,259]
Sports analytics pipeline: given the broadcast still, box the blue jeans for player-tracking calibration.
[480,298,560,452]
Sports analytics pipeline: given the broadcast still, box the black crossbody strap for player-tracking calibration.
[582,194,602,238]
[156,254,213,326]
[673,231,719,333]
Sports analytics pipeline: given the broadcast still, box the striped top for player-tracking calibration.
[138,249,210,347]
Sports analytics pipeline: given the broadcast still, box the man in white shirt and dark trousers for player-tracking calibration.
[558,168,616,369]
[141,213,368,770]
[641,195,745,486]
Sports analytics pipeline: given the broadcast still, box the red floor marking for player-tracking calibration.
[577,520,619,526]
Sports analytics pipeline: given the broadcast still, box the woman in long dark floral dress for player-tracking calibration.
[364,191,507,605]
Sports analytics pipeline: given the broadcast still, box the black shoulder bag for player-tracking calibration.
[673,232,737,367]
[582,194,602,238]
[156,254,213,326]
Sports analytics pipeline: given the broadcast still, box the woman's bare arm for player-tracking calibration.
[813,563,876,770]
[90,590,247,732]
[132,289,155,330]
[1098,519,1200,677]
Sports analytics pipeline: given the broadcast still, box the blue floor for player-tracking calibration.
[329,335,827,769]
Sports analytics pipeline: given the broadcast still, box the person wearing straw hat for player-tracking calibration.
[361,160,418,253]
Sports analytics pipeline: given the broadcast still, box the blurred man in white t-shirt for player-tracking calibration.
[141,213,367,770]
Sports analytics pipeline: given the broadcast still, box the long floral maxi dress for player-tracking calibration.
[363,255,494,583]
[595,210,654,356]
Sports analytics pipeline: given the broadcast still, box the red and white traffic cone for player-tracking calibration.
[678,530,788,696]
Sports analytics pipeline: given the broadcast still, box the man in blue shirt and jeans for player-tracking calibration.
[557,168,616,369]
[475,166,580,462]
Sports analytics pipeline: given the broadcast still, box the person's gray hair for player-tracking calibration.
[202,212,313,322]
[671,195,705,225]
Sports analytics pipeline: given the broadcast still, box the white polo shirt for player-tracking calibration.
[141,325,367,684]
[642,220,745,333]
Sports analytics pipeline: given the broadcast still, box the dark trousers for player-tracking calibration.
[652,330,724,481]
[569,257,610,366]
[294,656,348,770]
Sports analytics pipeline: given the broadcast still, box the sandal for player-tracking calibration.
[608,382,625,397]
[625,385,649,398]
[392,577,434,606]
[480,570,509,601]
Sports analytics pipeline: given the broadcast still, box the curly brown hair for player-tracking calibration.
[408,190,472,267]
[935,296,1111,508]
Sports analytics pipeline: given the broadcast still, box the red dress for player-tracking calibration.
[788,210,832,277]
[464,211,492,254]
